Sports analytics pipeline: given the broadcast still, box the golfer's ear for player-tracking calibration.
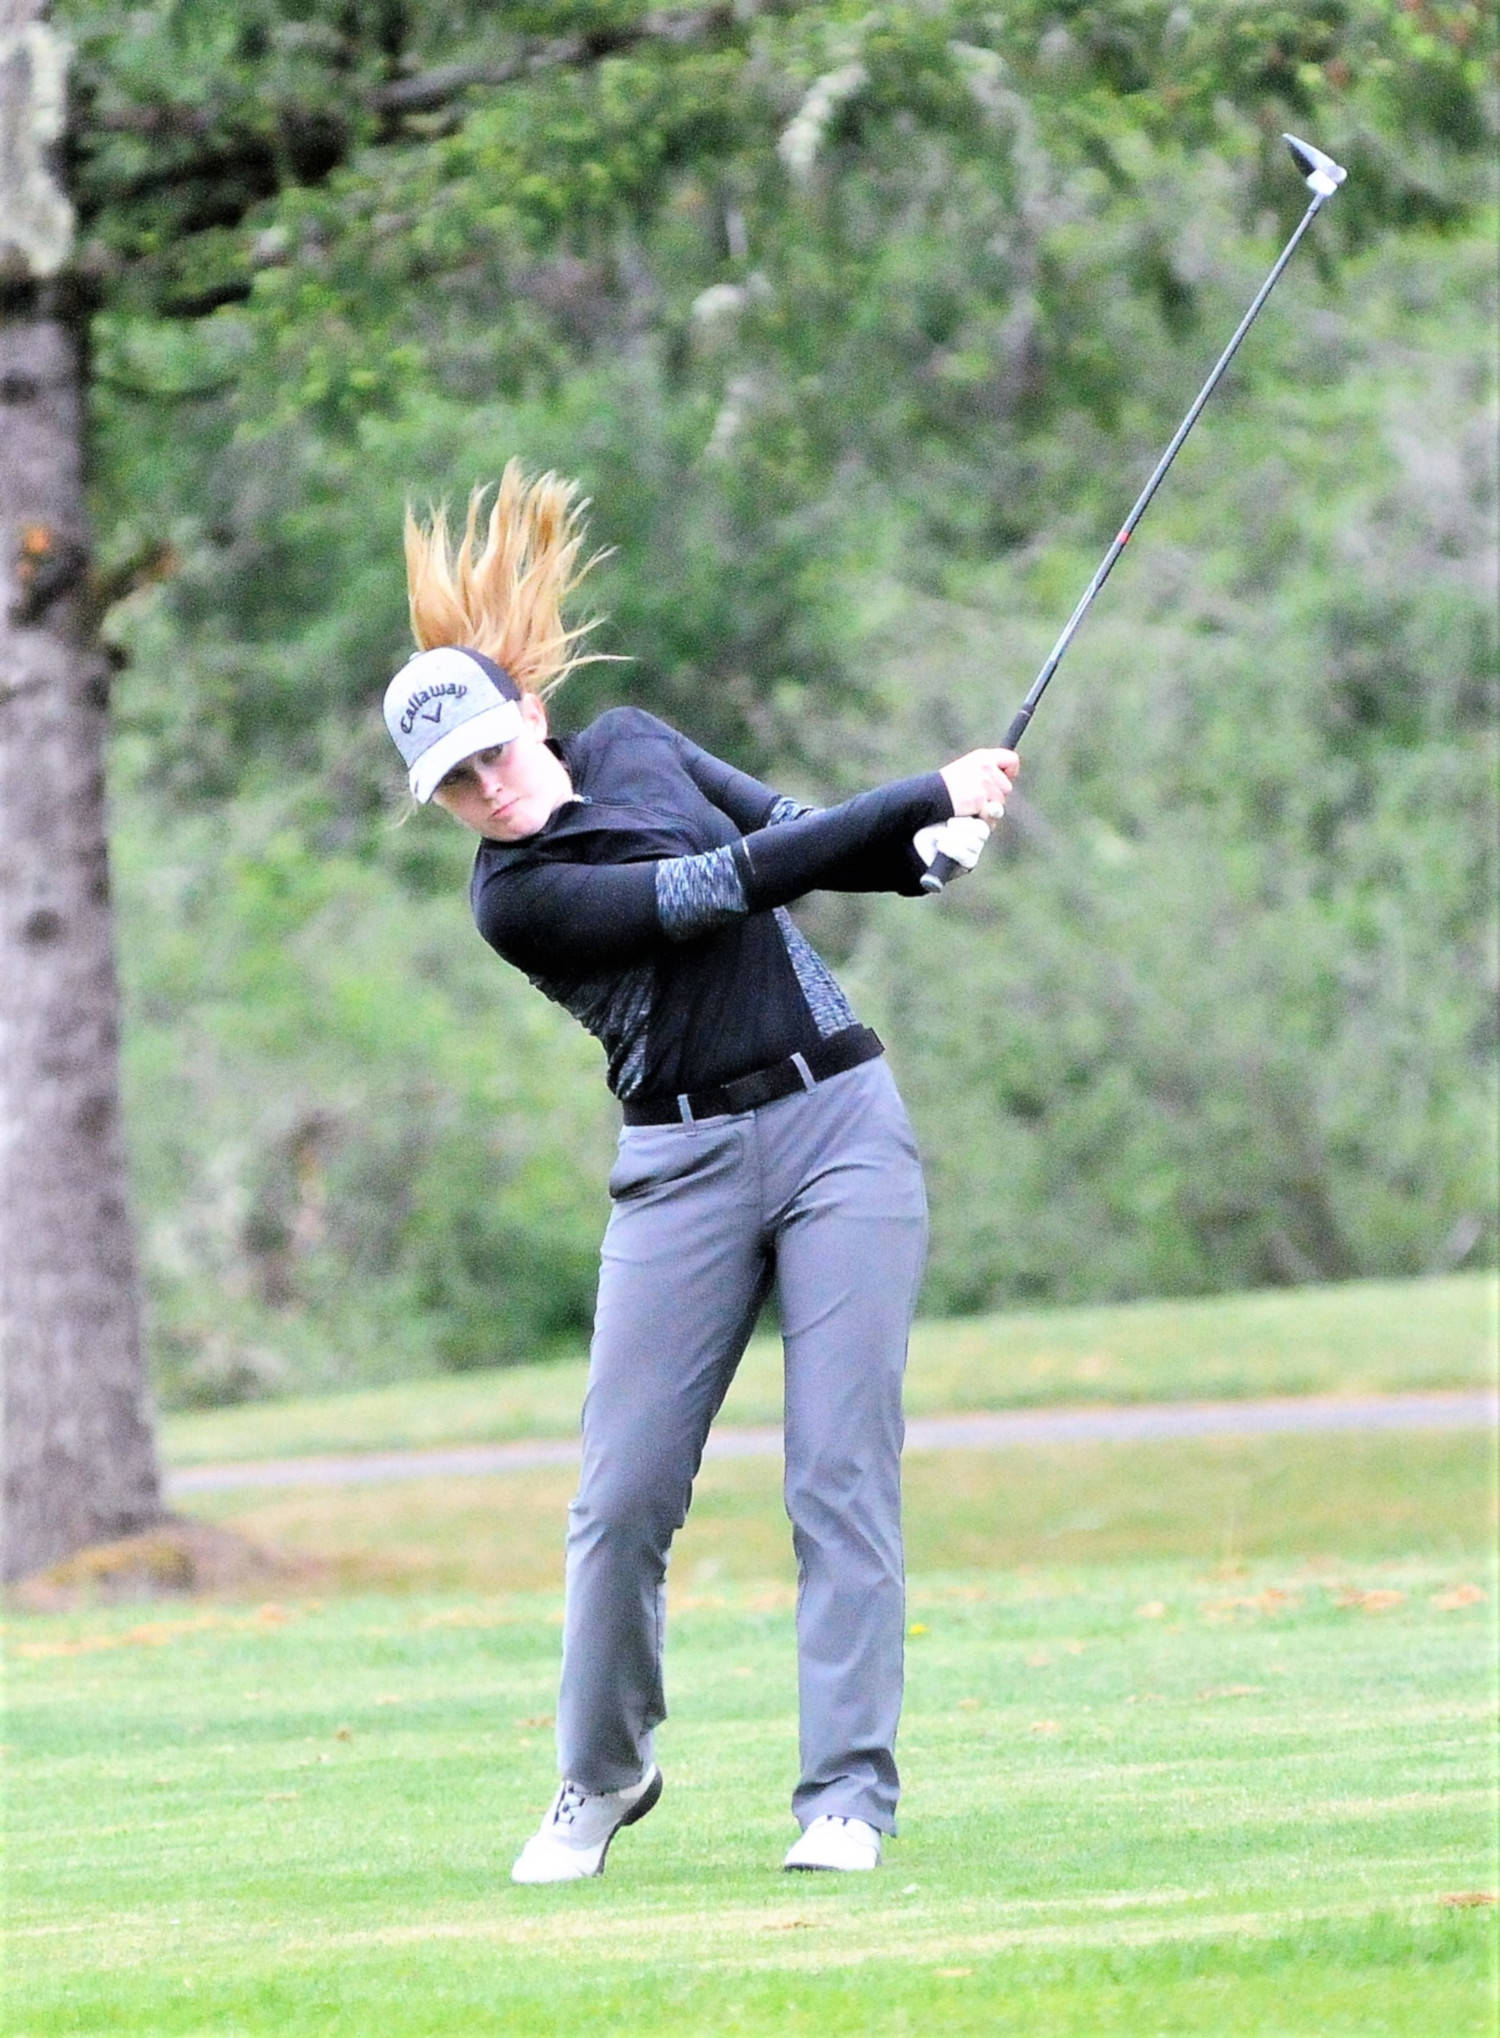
[521,693,549,737]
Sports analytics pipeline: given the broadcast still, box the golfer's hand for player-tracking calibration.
[914,815,991,876]
[940,747,1019,822]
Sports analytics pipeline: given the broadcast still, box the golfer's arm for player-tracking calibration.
[475,863,665,972]
[478,852,773,970]
[733,774,953,907]
[476,775,952,969]
[668,726,813,832]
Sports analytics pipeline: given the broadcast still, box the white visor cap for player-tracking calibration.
[384,646,526,803]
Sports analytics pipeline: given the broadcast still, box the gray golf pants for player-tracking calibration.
[556,1056,927,1835]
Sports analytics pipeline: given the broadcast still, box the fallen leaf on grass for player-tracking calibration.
[516,1715,554,1730]
[1200,1588,1301,1621]
[1334,1588,1406,1613]
[956,1697,982,1710]
[1029,1720,1061,1735]
[13,1609,290,1658]
[1135,1601,1167,1620]
[762,1919,816,1932]
[1439,1892,1497,1907]
[1195,1685,1264,1702]
[334,1726,352,1741]
[15,1636,116,1660]
[1431,1584,1487,1611]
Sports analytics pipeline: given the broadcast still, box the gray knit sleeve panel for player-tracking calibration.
[522,961,655,1098]
[768,795,817,826]
[655,845,750,942]
[776,912,858,1037]
[652,800,813,943]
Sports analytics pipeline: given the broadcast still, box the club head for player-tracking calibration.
[1283,133,1347,198]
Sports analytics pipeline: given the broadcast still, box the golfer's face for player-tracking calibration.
[432,700,568,841]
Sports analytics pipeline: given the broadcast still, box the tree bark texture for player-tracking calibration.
[1,0,163,1581]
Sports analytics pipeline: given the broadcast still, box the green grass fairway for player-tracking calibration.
[185,1429,1497,1596]
[5,1561,1496,2037]
[6,1420,1497,2036]
[159,1271,1497,1467]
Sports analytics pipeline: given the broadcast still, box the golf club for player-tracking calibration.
[920,132,1348,893]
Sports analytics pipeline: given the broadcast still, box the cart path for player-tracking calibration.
[166,1388,1498,1495]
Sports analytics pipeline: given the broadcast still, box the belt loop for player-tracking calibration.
[790,1051,816,1093]
[677,1092,695,1125]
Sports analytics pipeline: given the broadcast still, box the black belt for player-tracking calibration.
[621,1026,884,1126]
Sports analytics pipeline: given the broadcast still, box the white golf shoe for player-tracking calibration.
[510,1766,663,1884]
[782,1814,883,1872]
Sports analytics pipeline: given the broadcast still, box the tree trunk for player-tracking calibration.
[1,1,164,1581]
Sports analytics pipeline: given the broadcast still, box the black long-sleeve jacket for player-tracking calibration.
[470,708,953,1104]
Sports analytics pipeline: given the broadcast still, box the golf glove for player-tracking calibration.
[914,815,991,877]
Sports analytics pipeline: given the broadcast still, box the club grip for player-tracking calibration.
[921,702,1032,892]
[919,850,965,895]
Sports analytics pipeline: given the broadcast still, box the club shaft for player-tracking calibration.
[1003,187,1329,750]
[921,181,1335,893]
[925,183,1336,892]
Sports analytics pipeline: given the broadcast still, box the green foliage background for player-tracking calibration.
[60,0,1497,1402]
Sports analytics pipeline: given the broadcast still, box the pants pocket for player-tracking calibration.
[607,1121,744,1203]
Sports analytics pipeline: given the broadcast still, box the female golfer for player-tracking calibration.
[383,464,1017,1881]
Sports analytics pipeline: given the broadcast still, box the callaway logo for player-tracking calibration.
[400,680,468,735]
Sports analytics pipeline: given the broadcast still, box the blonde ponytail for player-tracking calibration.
[403,460,609,697]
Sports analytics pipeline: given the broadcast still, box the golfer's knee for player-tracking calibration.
[787,1465,901,1560]
[570,1469,688,1550]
